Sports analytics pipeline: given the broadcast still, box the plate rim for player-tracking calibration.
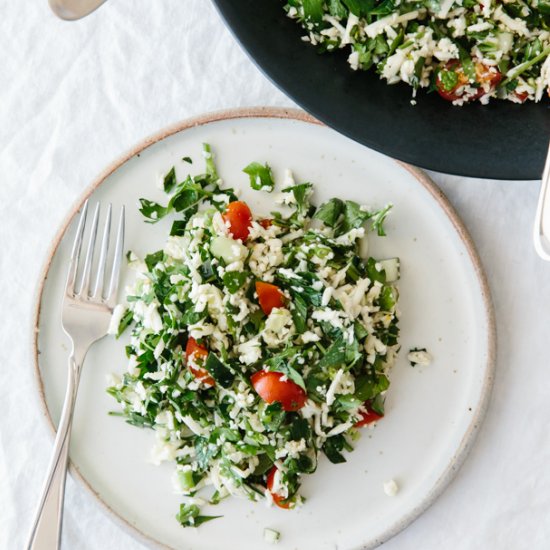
[31,106,497,550]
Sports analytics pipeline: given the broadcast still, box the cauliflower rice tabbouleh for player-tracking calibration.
[108,145,400,529]
[284,0,550,104]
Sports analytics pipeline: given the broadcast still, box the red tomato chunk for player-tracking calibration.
[266,466,292,509]
[222,201,253,241]
[355,402,384,427]
[255,281,285,316]
[251,370,307,412]
[185,336,215,387]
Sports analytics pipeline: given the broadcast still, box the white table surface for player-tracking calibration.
[1,1,549,549]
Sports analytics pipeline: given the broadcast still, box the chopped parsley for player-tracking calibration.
[243,161,276,191]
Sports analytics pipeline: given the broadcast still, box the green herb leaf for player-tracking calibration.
[292,454,317,473]
[222,271,249,294]
[145,250,164,271]
[379,285,397,311]
[412,56,426,89]
[170,186,200,213]
[204,353,234,388]
[365,257,386,283]
[322,435,347,464]
[195,437,218,469]
[457,45,476,81]
[138,199,169,222]
[344,335,362,367]
[439,69,459,92]
[302,0,324,22]
[315,198,345,228]
[355,373,390,402]
[175,503,221,528]
[335,394,363,410]
[328,0,348,17]
[354,320,368,341]
[342,0,375,16]
[253,453,274,475]
[243,162,275,192]
[342,200,370,233]
[199,260,215,282]
[289,417,311,441]
[170,220,187,236]
[370,204,392,236]
[202,143,218,179]
[369,0,395,16]
[276,272,323,307]
[318,335,346,369]
[176,469,196,491]
[370,393,386,416]
[181,307,208,326]
[316,199,377,236]
[163,167,177,193]
[286,365,307,391]
[266,352,307,391]
[282,182,313,215]
[290,293,308,334]
[123,412,154,428]
[261,402,286,431]
[116,309,133,338]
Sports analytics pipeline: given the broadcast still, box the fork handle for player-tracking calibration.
[26,436,70,549]
[26,351,83,550]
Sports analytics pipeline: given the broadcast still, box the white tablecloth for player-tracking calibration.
[1,1,549,548]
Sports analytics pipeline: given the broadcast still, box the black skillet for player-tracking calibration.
[213,0,550,180]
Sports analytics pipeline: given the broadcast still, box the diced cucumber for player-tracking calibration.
[266,308,288,329]
[210,236,246,264]
[263,528,281,544]
[358,234,369,259]
[379,258,400,282]
[497,31,513,54]
[177,469,195,491]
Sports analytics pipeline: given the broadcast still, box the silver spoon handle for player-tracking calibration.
[534,141,550,261]
[49,0,107,20]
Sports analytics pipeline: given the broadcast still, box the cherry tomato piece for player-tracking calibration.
[255,281,285,316]
[514,90,529,103]
[436,60,501,102]
[259,218,273,229]
[355,402,384,427]
[222,201,253,241]
[474,62,502,97]
[266,466,291,509]
[185,336,215,387]
[476,63,502,95]
[435,60,469,102]
[251,371,307,412]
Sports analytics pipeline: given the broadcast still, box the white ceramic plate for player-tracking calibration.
[33,108,495,550]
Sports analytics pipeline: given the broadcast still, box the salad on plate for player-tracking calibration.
[107,144,401,529]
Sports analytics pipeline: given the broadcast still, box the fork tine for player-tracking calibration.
[107,206,125,304]
[65,200,89,296]
[77,203,100,297]
[92,204,112,298]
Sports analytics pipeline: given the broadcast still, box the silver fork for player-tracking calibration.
[27,201,125,550]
